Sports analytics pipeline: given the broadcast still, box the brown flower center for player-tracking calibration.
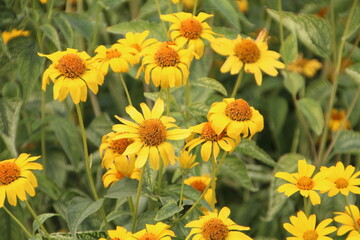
[225,99,252,121]
[201,122,225,141]
[331,111,344,121]
[106,49,122,59]
[154,45,180,67]
[58,53,86,78]
[0,162,21,186]
[303,230,318,240]
[234,39,261,63]
[138,233,159,240]
[138,119,167,146]
[201,218,229,240]
[179,18,202,40]
[190,180,207,193]
[110,138,133,155]
[296,176,314,190]
[335,177,349,189]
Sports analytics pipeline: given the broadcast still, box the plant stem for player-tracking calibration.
[166,87,171,115]
[344,195,360,232]
[230,70,244,98]
[155,0,168,36]
[3,206,32,239]
[303,197,311,216]
[192,0,198,15]
[132,167,145,232]
[185,78,191,120]
[41,91,46,174]
[210,154,217,210]
[157,160,164,192]
[277,0,284,47]
[127,197,134,214]
[25,201,51,239]
[178,173,185,207]
[119,73,133,106]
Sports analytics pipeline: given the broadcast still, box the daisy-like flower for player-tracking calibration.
[161,12,217,59]
[102,157,141,187]
[207,98,264,140]
[334,205,360,239]
[283,210,336,240]
[1,29,30,44]
[275,159,328,205]
[0,153,43,207]
[112,98,190,170]
[99,226,133,240]
[287,54,322,78]
[185,121,237,162]
[136,41,193,88]
[329,109,351,132]
[184,175,215,206]
[320,162,360,197]
[211,29,285,86]
[185,207,252,240]
[132,222,175,240]
[38,48,104,104]
[178,150,198,170]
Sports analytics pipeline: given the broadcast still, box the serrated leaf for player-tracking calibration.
[238,140,276,167]
[154,201,183,221]
[333,130,360,155]
[297,98,324,135]
[50,231,106,240]
[345,63,360,85]
[86,113,113,147]
[62,13,93,39]
[33,213,59,234]
[267,9,331,58]
[188,102,209,117]
[207,0,240,31]
[268,96,289,136]
[105,178,138,199]
[40,24,61,50]
[283,71,305,96]
[220,156,255,190]
[192,77,227,96]
[280,34,298,64]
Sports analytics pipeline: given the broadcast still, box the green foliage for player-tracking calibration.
[297,98,324,136]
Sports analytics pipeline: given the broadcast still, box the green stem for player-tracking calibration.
[344,195,360,232]
[46,0,55,22]
[157,160,164,192]
[330,0,337,62]
[127,197,134,214]
[230,70,244,98]
[119,73,133,106]
[303,197,311,216]
[192,0,198,15]
[210,154,217,210]
[185,78,190,120]
[277,0,284,47]
[166,87,171,115]
[167,0,173,13]
[155,0,168,36]
[132,168,145,232]
[89,92,102,117]
[178,173,185,207]
[3,206,33,238]
[41,91,46,174]
[25,201,51,239]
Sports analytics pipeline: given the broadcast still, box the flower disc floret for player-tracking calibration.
[201,218,229,240]
[110,138,133,155]
[0,162,20,185]
[139,119,167,146]
[303,230,318,240]
[190,180,207,193]
[296,176,315,190]
[57,53,86,78]
[154,45,180,67]
[225,99,252,121]
[180,18,203,39]
[234,39,260,64]
[139,233,158,240]
[201,122,225,141]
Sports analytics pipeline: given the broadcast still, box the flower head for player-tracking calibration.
[234,0,248,13]
[132,222,175,240]
[287,54,322,78]
[184,175,215,206]
[178,150,198,170]
[329,109,351,132]
[211,29,285,85]
[102,157,141,187]
[0,153,43,207]
[185,207,252,240]
[207,98,264,140]
[99,226,133,240]
[1,29,30,44]
[38,48,104,104]
[283,210,336,240]
[334,205,360,238]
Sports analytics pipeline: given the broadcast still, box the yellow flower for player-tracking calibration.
[287,54,322,78]
[93,43,137,75]
[178,150,198,170]
[39,0,47,4]
[185,121,237,162]
[234,0,248,13]
[132,222,175,240]
[0,153,43,207]
[185,207,252,240]
[207,98,264,140]
[112,98,190,170]
[211,29,285,86]
[184,175,215,206]
[329,109,351,132]
[334,205,360,238]
[161,12,216,59]
[283,210,336,240]
[320,162,360,197]
[38,48,104,104]
[171,0,179,3]
[99,226,133,240]
[275,159,328,205]
[1,29,30,44]
[136,41,193,88]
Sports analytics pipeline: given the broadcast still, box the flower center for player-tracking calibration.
[106,49,122,59]
[110,138,133,155]
[138,233,159,240]
[296,176,314,190]
[115,171,126,180]
[179,18,202,40]
[332,112,344,121]
[57,53,86,78]
[201,218,229,240]
[335,177,349,189]
[190,180,207,193]
[234,39,261,63]
[303,230,318,240]
[138,119,167,146]
[201,122,225,141]
[357,219,360,229]
[225,99,252,121]
[0,162,21,186]
[154,45,180,67]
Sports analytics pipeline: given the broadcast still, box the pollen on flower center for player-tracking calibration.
[303,230,318,240]
[234,39,261,63]
[106,49,122,59]
[201,218,229,240]
[110,138,133,155]
[138,119,167,146]
[57,53,86,78]
[201,122,225,141]
[190,180,207,193]
[179,18,202,40]
[225,99,252,121]
[296,176,314,190]
[138,233,159,240]
[0,162,21,186]
[154,45,180,67]
[335,178,349,189]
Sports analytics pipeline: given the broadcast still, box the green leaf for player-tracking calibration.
[305,79,331,103]
[105,178,138,199]
[102,0,128,8]
[33,213,59,234]
[333,130,360,155]
[280,33,298,64]
[2,81,21,99]
[192,77,227,96]
[238,139,276,167]
[86,113,113,147]
[54,14,75,47]
[220,156,255,190]
[296,98,324,136]
[50,231,107,240]
[144,92,160,102]
[283,72,305,96]
[346,5,360,39]
[345,62,360,85]
[138,0,167,19]
[154,201,183,221]
[267,9,331,58]
[207,0,240,31]
[0,205,25,240]
[66,197,104,239]
[29,234,43,240]
[40,24,61,50]
[188,102,209,117]
[268,96,289,136]
[61,13,93,39]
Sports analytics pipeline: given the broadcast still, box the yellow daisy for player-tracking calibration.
[185,121,237,162]
[0,153,43,207]
[329,109,351,132]
[235,0,248,13]
[161,12,216,59]
[275,159,328,205]
[38,48,104,104]
[320,162,360,197]
[132,222,175,240]
[178,150,198,170]
[184,175,215,206]
[211,29,285,86]
[1,29,30,44]
[99,226,133,240]
[185,206,252,240]
[112,98,190,170]
[136,41,193,88]
[334,205,360,238]
[287,54,322,78]
[207,98,264,140]
[283,210,336,240]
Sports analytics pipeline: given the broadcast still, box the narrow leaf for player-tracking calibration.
[297,98,324,136]
[61,13,93,39]
[33,213,59,234]
[192,77,227,96]
[207,0,240,30]
[154,201,183,221]
[40,24,61,50]
[238,139,276,167]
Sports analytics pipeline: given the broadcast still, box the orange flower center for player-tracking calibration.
[225,99,252,121]
[357,219,360,229]
[179,18,202,40]
[138,233,159,240]
[296,176,314,190]
[154,45,180,67]
[201,122,225,141]
[234,39,260,63]
[201,218,229,240]
[106,49,122,59]
[303,230,318,240]
[110,138,133,155]
[331,111,344,121]
[190,180,207,193]
[0,162,21,186]
[58,53,86,78]
[138,119,167,146]
[335,177,349,189]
